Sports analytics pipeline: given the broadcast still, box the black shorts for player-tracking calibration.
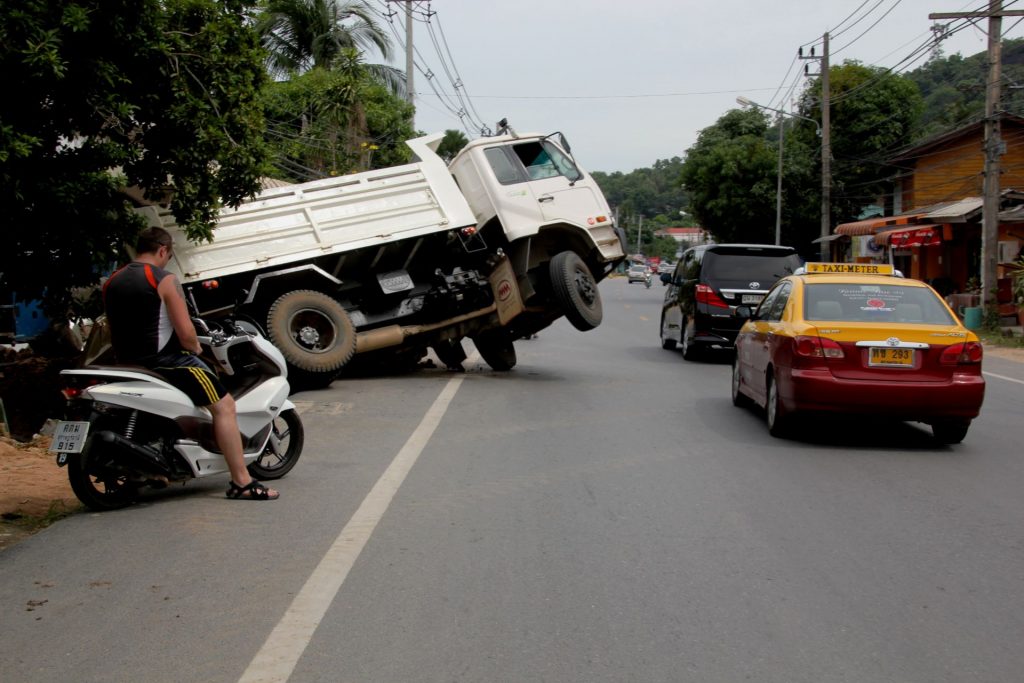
[150,350,227,407]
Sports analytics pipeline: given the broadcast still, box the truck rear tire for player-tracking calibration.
[550,251,602,331]
[473,332,517,371]
[267,290,356,374]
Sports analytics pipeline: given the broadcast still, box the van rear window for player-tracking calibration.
[703,253,801,281]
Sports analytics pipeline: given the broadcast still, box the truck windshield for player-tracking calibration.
[485,140,583,185]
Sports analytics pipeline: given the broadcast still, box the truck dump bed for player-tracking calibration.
[137,135,477,283]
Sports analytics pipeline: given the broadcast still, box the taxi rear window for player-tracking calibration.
[804,283,955,325]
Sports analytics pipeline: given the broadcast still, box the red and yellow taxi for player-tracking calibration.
[731,263,985,443]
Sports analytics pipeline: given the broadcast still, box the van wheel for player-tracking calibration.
[660,316,677,350]
[267,290,356,374]
[473,332,517,371]
[680,322,700,361]
[550,251,602,331]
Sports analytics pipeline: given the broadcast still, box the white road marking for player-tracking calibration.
[983,370,1024,385]
[239,373,467,683]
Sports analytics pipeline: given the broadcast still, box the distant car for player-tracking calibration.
[660,244,802,359]
[627,264,648,283]
[657,262,674,275]
[731,263,985,443]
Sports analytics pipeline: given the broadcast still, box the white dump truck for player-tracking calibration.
[137,125,626,384]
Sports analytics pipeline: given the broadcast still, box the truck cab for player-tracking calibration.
[448,131,625,276]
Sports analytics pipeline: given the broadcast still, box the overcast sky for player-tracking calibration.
[374,0,1023,173]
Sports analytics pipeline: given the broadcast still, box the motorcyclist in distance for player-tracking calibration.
[102,227,279,500]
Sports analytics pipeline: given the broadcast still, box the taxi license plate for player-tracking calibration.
[868,347,914,367]
[741,294,764,304]
[49,421,90,455]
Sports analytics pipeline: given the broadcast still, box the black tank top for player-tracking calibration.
[102,262,182,364]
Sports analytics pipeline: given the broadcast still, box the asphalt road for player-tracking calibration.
[2,277,1023,683]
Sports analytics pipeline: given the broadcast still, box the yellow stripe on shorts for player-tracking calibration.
[189,366,219,404]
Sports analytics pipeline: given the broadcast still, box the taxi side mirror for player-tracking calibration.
[735,305,753,321]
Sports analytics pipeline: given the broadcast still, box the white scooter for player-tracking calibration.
[51,312,303,511]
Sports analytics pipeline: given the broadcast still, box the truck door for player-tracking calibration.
[510,139,601,225]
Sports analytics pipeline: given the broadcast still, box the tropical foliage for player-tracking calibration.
[0,0,269,310]
[256,0,404,97]
[680,60,923,253]
[262,48,415,179]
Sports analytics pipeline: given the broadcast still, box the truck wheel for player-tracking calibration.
[267,290,356,373]
[549,251,602,331]
[473,332,517,371]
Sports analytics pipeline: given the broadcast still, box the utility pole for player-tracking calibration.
[387,1,417,125]
[821,32,830,261]
[800,34,831,260]
[930,1,1024,311]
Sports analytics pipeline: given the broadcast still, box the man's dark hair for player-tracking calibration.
[136,227,173,255]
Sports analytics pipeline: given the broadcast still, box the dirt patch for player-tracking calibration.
[0,435,79,551]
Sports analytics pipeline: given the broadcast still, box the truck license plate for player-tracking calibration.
[868,347,914,367]
[49,421,90,455]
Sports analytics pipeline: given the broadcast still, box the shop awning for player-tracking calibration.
[811,233,850,244]
[875,224,942,248]
[834,213,925,236]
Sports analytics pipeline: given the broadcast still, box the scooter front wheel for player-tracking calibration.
[66,441,139,511]
[247,409,304,480]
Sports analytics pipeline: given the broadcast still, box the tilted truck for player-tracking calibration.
[137,126,626,385]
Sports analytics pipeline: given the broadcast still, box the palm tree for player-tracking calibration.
[256,0,406,96]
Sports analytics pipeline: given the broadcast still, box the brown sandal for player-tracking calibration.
[226,480,279,500]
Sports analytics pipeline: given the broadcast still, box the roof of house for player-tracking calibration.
[888,112,1024,163]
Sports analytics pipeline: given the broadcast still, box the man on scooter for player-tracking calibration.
[102,227,280,501]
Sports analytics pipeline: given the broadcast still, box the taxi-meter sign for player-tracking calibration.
[806,263,895,275]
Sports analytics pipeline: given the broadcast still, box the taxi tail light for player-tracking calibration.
[793,335,845,360]
[695,283,729,309]
[939,341,983,365]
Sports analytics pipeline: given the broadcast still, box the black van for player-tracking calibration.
[660,244,802,359]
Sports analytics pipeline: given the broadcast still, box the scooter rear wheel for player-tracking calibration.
[247,409,304,480]
[66,441,139,511]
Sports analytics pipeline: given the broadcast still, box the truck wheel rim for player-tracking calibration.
[289,308,337,353]
[574,270,596,305]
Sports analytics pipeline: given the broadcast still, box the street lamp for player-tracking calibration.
[736,96,821,247]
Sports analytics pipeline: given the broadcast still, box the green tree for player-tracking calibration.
[263,48,415,179]
[679,108,778,243]
[256,0,404,96]
[789,61,923,247]
[0,0,269,311]
[436,129,469,163]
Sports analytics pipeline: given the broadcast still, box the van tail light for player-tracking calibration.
[695,283,729,309]
[939,341,983,365]
[793,335,845,360]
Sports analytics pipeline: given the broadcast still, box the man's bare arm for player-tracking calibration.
[159,275,201,353]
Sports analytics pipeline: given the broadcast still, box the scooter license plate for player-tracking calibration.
[49,421,90,456]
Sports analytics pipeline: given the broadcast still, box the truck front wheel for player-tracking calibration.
[549,251,602,331]
[267,290,356,374]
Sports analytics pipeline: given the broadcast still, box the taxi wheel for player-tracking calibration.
[731,357,752,408]
[932,421,970,445]
[765,372,791,438]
